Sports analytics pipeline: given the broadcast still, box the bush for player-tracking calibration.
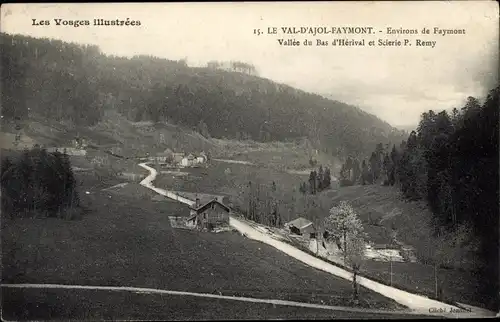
[1,147,80,218]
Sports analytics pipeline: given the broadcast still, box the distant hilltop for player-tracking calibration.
[1,32,405,160]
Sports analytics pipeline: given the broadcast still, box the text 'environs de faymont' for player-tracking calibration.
[258,26,466,37]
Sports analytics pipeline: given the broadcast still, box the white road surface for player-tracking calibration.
[138,162,494,318]
[0,283,430,316]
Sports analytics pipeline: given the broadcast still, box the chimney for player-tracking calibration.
[195,198,200,208]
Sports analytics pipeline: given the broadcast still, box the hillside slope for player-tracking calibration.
[1,32,405,159]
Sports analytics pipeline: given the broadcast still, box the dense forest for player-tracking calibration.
[1,32,405,159]
[1,147,79,218]
[339,87,499,309]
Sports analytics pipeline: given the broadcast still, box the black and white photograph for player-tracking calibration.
[1,1,499,320]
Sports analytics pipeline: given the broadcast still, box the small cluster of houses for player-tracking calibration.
[45,146,87,156]
[151,149,208,167]
[72,137,88,149]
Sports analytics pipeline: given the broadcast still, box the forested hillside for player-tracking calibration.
[1,32,405,158]
[338,87,499,309]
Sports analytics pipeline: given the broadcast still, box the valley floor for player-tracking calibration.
[2,172,406,320]
[139,162,494,318]
[153,159,491,311]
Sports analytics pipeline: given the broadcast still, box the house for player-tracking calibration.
[194,151,208,164]
[196,155,205,164]
[284,217,316,237]
[193,194,230,206]
[181,154,196,167]
[156,149,173,163]
[73,137,88,149]
[172,152,185,164]
[110,146,123,156]
[186,198,231,231]
[46,147,87,156]
[180,157,190,167]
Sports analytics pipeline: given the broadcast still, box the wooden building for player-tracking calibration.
[186,198,231,231]
[284,217,316,238]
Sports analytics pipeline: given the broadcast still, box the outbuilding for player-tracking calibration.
[284,217,316,238]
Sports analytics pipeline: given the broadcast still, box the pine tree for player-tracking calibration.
[382,152,391,185]
[352,159,361,184]
[369,152,379,183]
[323,167,331,189]
[318,166,324,191]
[309,171,317,194]
[361,160,369,185]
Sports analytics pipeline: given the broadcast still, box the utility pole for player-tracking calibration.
[340,218,349,266]
[390,254,393,286]
[316,223,320,256]
[434,263,438,298]
[343,227,347,265]
[434,231,439,299]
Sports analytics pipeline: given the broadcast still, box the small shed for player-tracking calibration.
[187,198,231,231]
[284,217,316,237]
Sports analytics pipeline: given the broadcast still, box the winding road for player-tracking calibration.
[137,162,493,318]
[2,162,492,319]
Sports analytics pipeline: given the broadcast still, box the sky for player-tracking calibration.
[2,2,498,128]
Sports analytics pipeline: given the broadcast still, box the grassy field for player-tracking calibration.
[3,288,434,321]
[211,138,341,172]
[1,113,487,311]
[156,160,305,200]
[286,184,488,309]
[154,157,488,310]
[2,172,405,319]
[293,236,485,310]
[155,159,313,226]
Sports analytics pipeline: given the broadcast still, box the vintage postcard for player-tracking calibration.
[1,1,498,320]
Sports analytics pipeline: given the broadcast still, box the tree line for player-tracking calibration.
[338,142,398,186]
[299,165,332,195]
[338,87,499,308]
[1,32,405,159]
[2,34,104,126]
[206,60,259,76]
[241,181,283,227]
[1,146,80,218]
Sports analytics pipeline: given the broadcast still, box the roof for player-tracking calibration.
[195,195,227,205]
[189,198,230,213]
[157,149,173,156]
[285,217,314,230]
